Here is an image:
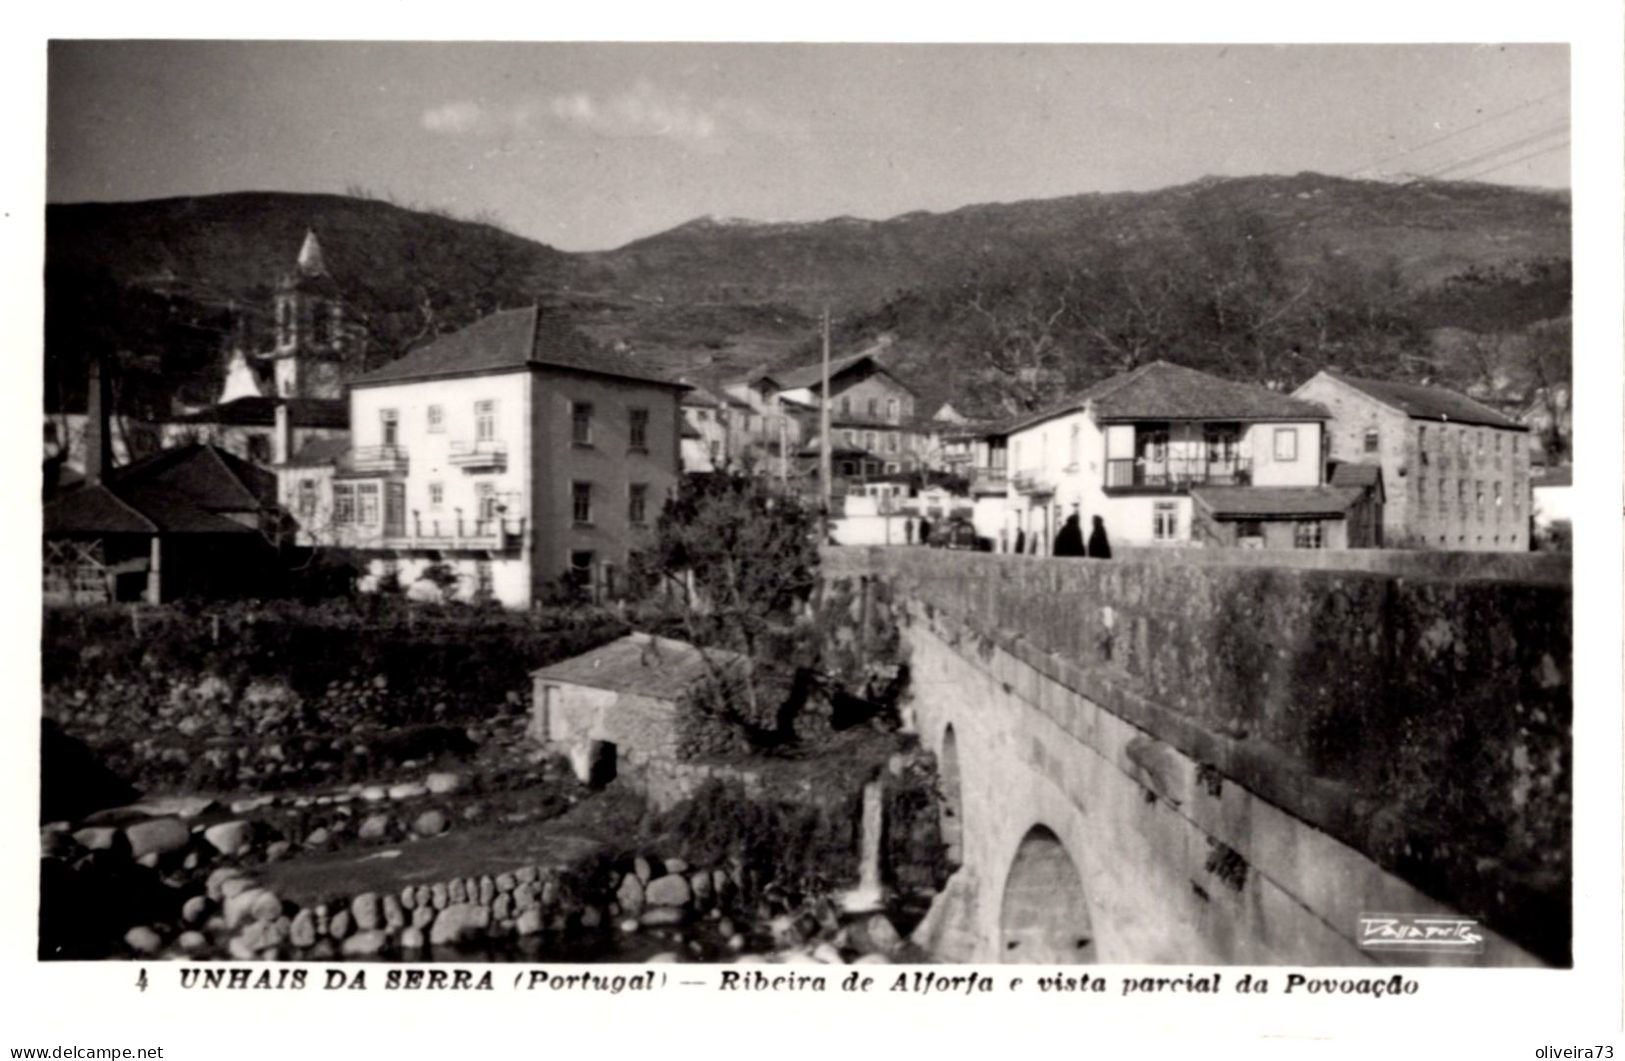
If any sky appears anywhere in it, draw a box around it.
[47,42,1569,252]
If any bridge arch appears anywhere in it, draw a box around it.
[939,725,963,866]
[999,824,1095,963]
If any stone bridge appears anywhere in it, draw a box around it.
[820,546,1571,967]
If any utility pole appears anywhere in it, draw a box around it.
[820,306,833,526]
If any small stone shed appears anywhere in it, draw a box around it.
[530,632,746,784]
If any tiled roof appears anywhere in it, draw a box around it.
[170,396,349,429]
[45,444,272,536]
[1190,485,1366,520]
[282,437,351,468]
[1327,461,1383,488]
[353,306,684,389]
[680,422,704,440]
[1318,371,1526,431]
[530,633,745,701]
[1005,362,1329,434]
[766,350,882,391]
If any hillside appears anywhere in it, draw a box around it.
[45,175,1570,425]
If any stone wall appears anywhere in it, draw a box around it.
[823,546,1571,965]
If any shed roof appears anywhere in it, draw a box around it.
[169,396,349,430]
[1315,371,1526,431]
[1191,485,1366,520]
[44,443,273,536]
[352,306,684,389]
[1327,461,1383,488]
[531,633,746,701]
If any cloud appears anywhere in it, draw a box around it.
[421,101,486,134]
[548,80,718,143]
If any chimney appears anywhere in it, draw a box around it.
[85,356,114,484]
[273,401,291,465]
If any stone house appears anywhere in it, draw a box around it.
[1292,370,1532,551]
[529,632,747,783]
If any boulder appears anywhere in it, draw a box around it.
[633,856,656,884]
[264,841,291,862]
[769,914,806,949]
[515,909,544,936]
[124,926,162,955]
[382,895,406,931]
[204,820,254,857]
[859,914,903,956]
[176,930,209,955]
[430,903,490,946]
[413,811,447,838]
[664,858,690,875]
[72,826,123,853]
[426,772,462,795]
[358,814,391,841]
[218,876,255,901]
[290,909,318,948]
[478,876,496,906]
[639,907,687,928]
[429,883,450,910]
[645,875,692,908]
[342,930,390,958]
[811,942,844,964]
[124,818,189,860]
[688,871,714,908]
[350,892,382,932]
[181,895,211,925]
[328,909,353,941]
[304,827,331,848]
[360,786,387,803]
[491,894,512,922]
[616,874,645,915]
[388,782,427,801]
[224,887,281,930]
[400,926,426,951]
[412,905,435,930]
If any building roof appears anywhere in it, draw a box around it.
[352,306,685,390]
[680,422,704,440]
[1190,485,1366,520]
[1327,461,1383,488]
[169,396,349,430]
[530,632,746,701]
[282,436,351,468]
[44,443,274,536]
[1316,371,1527,431]
[1004,361,1329,435]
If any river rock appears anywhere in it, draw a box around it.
[124,926,162,955]
[645,952,682,963]
[304,827,331,848]
[73,826,123,853]
[426,771,462,795]
[516,909,543,936]
[619,918,639,933]
[224,887,280,929]
[478,876,496,906]
[413,810,447,837]
[769,914,805,949]
[360,786,387,803]
[124,818,189,860]
[265,841,291,862]
[382,894,406,930]
[290,909,318,948]
[616,874,645,914]
[358,814,391,841]
[204,820,254,857]
[495,872,516,893]
[218,875,255,901]
[181,895,211,925]
[343,930,390,958]
[238,917,288,953]
[664,858,689,875]
[812,942,844,964]
[388,781,427,801]
[492,894,512,922]
[633,856,655,884]
[328,909,353,940]
[449,878,467,903]
[639,907,687,928]
[853,952,891,965]
[688,871,713,907]
[430,903,490,946]
[430,882,449,910]
[726,933,746,952]
[412,905,435,930]
[579,905,603,930]
[351,892,382,932]
[515,865,538,884]
[135,852,161,869]
[646,875,692,908]
[400,926,426,951]
[860,914,903,955]
[177,930,209,954]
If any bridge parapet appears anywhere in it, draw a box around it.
[821,546,1571,965]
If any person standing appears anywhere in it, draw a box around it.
[1014,526,1026,556]
[919,516,932,546]
[905,517,915,545]
[1087,515,1113,559]
[1054,512,1086,557]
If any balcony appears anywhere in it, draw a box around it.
[448,438,508,472]
[1104,456,1253,495]
[1010,470,1055,495]
[970,466,1009,494]
[375,515,527,553]
[344,444,409,476]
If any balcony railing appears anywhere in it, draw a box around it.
[448,438,508,471]
[1010,470,1055,495]
[970,466,1009,493]
[345,444,409,475]
[1104,456,1253,493]
[374,515,527,552]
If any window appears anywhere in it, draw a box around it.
[1457,480,1467,504]
[428,482,444,509]
[1153,501,1178,541]
[865,431,877,451]
[334,483,356,524]
[1494,481,1503,507]
[1419,426,1430,466]
[1495,433,1502,453]
[1458,429,1467,453]
[476,481,498,521]
[476,400,497,443]
[427,405,444,433]
[1363,428,1379,454]
[695,409,709,422]
[571,402,592,446]
[1068,424,1081,467]
[297,479,317,518]
[887,398,899,423]
[886,432,899,454]
[1477,430,1485,453]
[1294,520,1325,549]
[248,434,271,463]
[839,397,851,416]
[629,408,649,451]
[380,409,399,446]
[1475,481,1484,508]
[474,560,493,599]
[1438,478,1447,503]
[1273,428,1298,461]
[629,483,648,525]
[357,482,380,525]
[844,429,857,447]
[572,481,593,524]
